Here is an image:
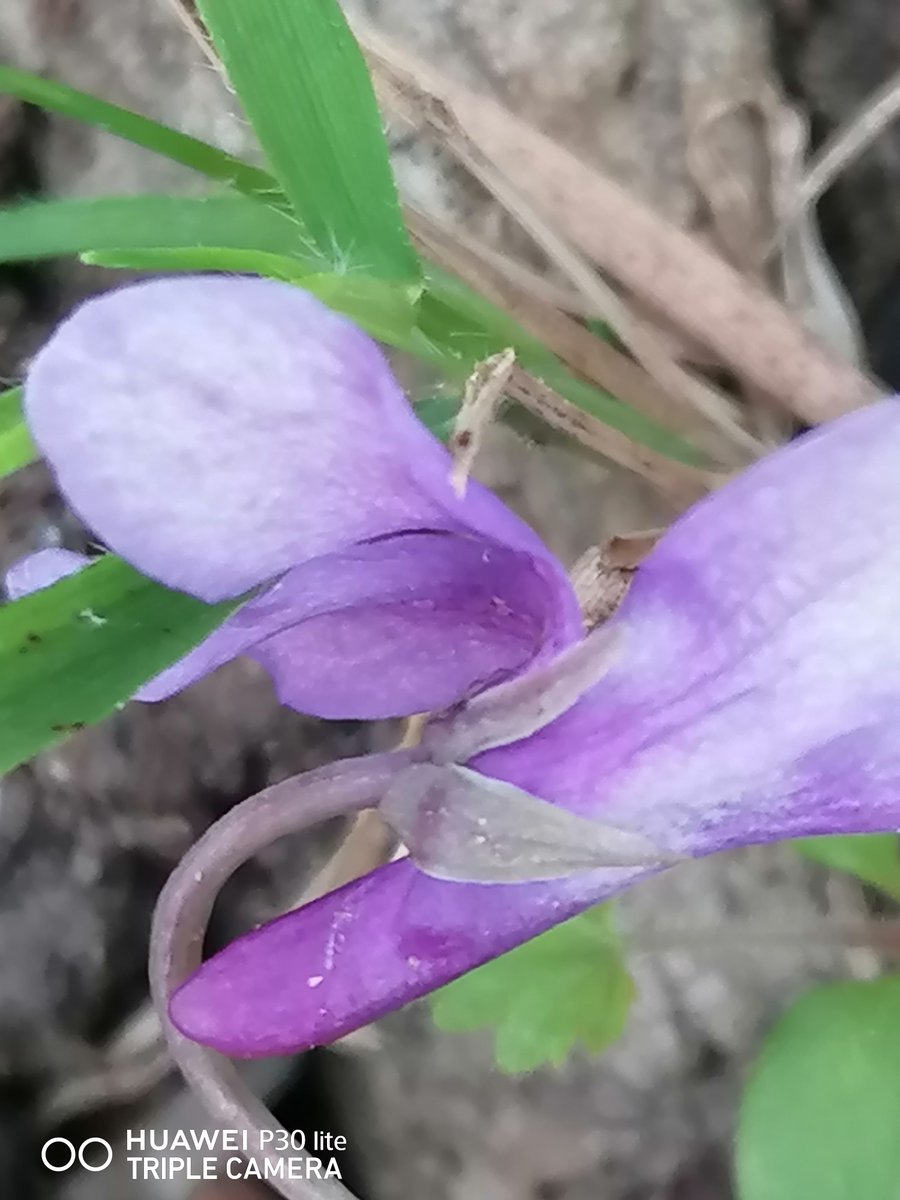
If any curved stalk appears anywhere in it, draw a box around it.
[149,751,414,1200]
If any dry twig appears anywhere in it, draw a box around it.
[449,348,516,495]
[505,366,721,506]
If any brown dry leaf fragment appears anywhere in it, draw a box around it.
[569,530,662,631]
[450,347,516,496]
[407,206,592,316]
[602,529,666,570]
[412,206,758,468]
[685,84,774,280]
[684,74,862,448]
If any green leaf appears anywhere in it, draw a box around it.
[0,193,319,266]
[737,976,900,1200]
[196,0,418,281]
[0,556,234,773]
[0,387,36,479]
[0,66,282,205]
[795,834,900,902]
[430,905,634,1073]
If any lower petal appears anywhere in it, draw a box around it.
[169,856,647,1057]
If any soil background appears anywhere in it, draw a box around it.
[0,1,898,1197]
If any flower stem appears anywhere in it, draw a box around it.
[149,751,414,1200]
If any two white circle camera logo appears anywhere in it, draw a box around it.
[41,1137,114,1173]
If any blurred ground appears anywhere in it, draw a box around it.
[0,0,898,1197]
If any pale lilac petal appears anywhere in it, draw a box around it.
[477,400,900,852]
[171,402,900,1055]
[26,276,565,603]
[4,548,90,599]
[170,857,647,1057]
[26,276,429,601]
[27,275,580,709]
[140,530,577,718]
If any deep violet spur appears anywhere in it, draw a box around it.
[10,274,900,1199]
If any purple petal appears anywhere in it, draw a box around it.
[476,400,900,854]
[26,276,566,603]
[27,276,580,710]
[4,548,90,599]
[142,530,577,718]
[170,856,646,1057]
[171,401,900,1054]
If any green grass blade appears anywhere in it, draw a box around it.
[83,248,420,347]
[0,65,283,205]
[0,556,235,773]
[0,387,36,479]
[196,0,419,281]
[0,193,319,265]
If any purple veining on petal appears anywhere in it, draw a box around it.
[140,530,576,718]
[476,400,900,851]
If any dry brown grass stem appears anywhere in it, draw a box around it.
[357,24,884,427]
[788,66,900,231]
[504,366,722,506]
[409,207,754,465]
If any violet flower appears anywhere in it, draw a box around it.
[10,275,580,719]
[162,394,900,1059]
[13,275,900,1072]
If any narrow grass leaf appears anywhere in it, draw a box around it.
[0,387,36,479]
[0,66,282,204]
[0,194,318,266]
[196,0,418,280]
[0,556,234,774]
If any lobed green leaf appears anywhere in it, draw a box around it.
[431,905,634,1073]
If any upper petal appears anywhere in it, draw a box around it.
[26,276,562,603]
